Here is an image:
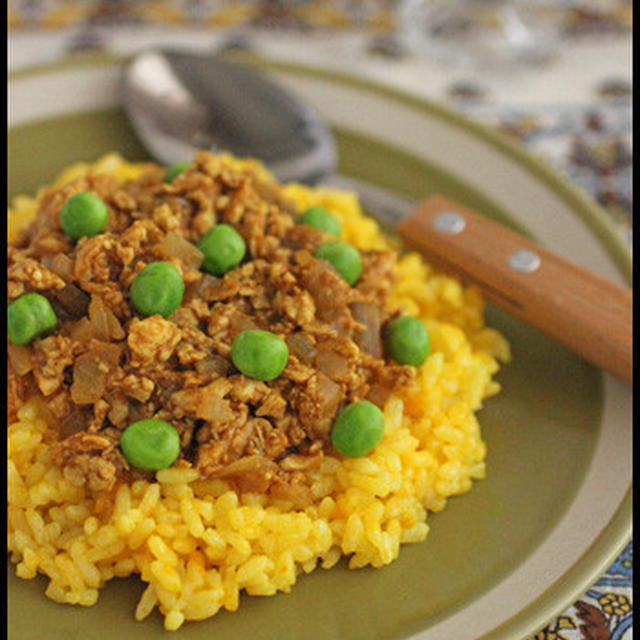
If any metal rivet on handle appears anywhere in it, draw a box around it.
[432,211,466,234]
[508,249,541,273]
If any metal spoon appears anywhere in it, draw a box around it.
[122,50,632,384]
[123,49,336,184]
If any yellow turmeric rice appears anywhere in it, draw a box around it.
[7,153,510,630]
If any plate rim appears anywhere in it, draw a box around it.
[8,55,632,640]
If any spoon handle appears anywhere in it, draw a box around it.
[397,195,633,385]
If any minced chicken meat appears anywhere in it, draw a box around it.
[7,152,415,503]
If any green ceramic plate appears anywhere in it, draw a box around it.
[7,57,632,640]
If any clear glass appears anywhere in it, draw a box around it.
[397,0,561,72]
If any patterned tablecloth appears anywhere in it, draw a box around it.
[7,2,632,638]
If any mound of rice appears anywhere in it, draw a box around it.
[7,154,510,630]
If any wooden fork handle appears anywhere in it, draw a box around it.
[397,195,633,385]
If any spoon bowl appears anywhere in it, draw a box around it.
[123,49,337,184]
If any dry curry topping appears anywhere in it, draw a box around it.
[7,152,422,503]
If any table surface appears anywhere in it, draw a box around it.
[7,4,632,638]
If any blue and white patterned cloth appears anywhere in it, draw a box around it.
[531,542,633,640]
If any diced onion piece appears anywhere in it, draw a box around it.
[213,455,280,492]
[315,348,349,380]
[41,253,74,281]
[7,343,33,375]
[366,383,392,409]
[197,393,233,423]
[171,384,233,423]
[286,332,316,365]
[70,354,106,404]
[68,317,93,341]
[194,274,220,297]
[229,311,258,337]
[159,232,204,269]
[268,478,312,506]
[89,297,125,341]
[314,373,341,418]
[194,355,230,377]
[92,340,124,368]
[350,302,383,358]
[279,453,323,472]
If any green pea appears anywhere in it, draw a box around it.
[59,192,108,239]
[130,262,184,318]
[120,419,181,472]
[384,316,430,366]
[197,224,246,276]
[231,330,289,381]
[314,241,362,286]
[299,206,342,237]
[331,401,385,458]
[7,293,58,345]
[164,161,191,183]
